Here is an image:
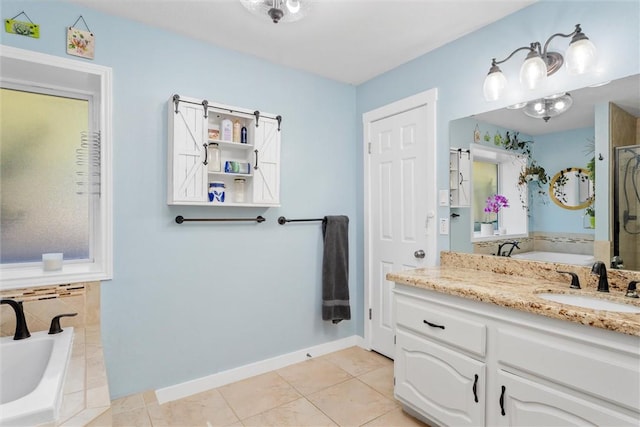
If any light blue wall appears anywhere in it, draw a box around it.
[356,0,640,264]
[3,0,639,400]
[531,127,595,233]
[1,0,358,398]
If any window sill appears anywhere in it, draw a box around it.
[0,263,111,291]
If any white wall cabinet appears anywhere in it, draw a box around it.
[449,148,471,207]
[167,95,281,207]
[393,285,640,427]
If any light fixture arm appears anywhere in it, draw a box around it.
[491,44,536,67]
[540,24,582,59]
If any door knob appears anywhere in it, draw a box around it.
[414,249,425,259]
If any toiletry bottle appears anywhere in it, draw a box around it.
[208,181,225,203]
[241,126,247,144]
[207,143,221,172]
[233,119,241,143]
[234,178,246,203]
[221,119,233,141]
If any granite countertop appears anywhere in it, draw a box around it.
[387,266,640,337]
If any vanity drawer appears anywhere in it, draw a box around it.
[395,294,487,357]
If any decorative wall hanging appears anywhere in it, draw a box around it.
[4,11,39,38]
[473,124,481,143]
[67,15,94,59]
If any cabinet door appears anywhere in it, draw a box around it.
[252,117,280,205]
[495,370,639,427]
[395,329,485,427]
[168,101,207,204]
[457,151,471,206]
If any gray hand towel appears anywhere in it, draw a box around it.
[322,215,351,324]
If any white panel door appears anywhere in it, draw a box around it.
[252,117,280,205]
[368,103,434,358]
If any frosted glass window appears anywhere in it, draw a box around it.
[473,161,498,230]
[1,88,90,264]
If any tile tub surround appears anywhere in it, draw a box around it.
[108,347,429,427]
[0,283,111,426]
[387,252,640,336]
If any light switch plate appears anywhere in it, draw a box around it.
[439,189,449,207]
[439,217,449,235]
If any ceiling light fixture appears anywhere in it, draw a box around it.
[483,24,597,102]
[240,0,310,24]
[516,92,573,122]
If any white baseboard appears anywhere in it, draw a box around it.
[155,334,365,404]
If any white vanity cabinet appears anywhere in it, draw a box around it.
[393,285,640,427]
[167,95,281,207]
[394,293,487,426]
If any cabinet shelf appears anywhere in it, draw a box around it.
[208,171,253,178]
[208,139,254,149]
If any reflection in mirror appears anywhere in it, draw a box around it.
[550,167,593,210]
[449,74,640,271]
[614,145,640,270]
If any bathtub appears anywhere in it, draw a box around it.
[511,251,595,266]
[0,327,74,426]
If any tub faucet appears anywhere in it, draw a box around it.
[590,261,609,293]
[626,281,638,298]
[497,241,520,257]
[0,299,31,340]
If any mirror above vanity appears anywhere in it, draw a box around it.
[450,74,640,271]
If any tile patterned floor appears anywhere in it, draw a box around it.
[109,346,429,427]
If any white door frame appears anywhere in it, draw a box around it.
[362,88,438,351]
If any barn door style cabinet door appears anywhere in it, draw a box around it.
[167,95,281,207]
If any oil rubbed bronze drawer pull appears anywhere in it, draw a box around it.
[423,320,445,329]
[473,374,479,403]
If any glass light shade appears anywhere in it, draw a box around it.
[286,0,300,13]
[565,38,597,75]
[240,0,310,23]
[483,69,507,101]
[523,93,573,121]
[519,54,548,90]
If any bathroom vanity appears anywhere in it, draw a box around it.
[388,253,640,427]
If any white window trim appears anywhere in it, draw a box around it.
[0,45,113,290]
[471,145,528,243]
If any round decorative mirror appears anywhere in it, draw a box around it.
[549,167,593,210]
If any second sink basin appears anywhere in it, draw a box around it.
[539,293,640,313]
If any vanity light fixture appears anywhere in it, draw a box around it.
[483,24,597,101]
[240,0,309,23]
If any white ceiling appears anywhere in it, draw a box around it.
[70,0,535,85]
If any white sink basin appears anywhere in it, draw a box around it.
[539,293,640,313]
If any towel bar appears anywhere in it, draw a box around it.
[277,216,324,225]
[175,215,265,224]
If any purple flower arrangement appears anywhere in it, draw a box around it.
[484,194,509,222]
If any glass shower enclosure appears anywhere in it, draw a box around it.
[614,145,640,271]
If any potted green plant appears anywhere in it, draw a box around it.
[585,197,595,228]
[518,161,549,186]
